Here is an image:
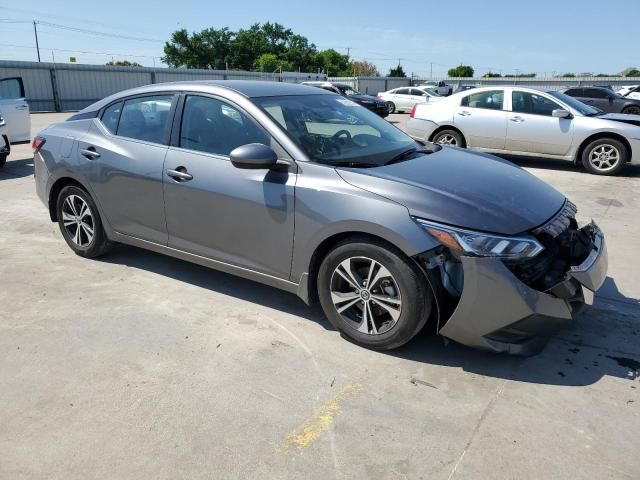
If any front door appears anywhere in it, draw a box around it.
[163,94,295,279]
[506,90,574,156]
[454,90,507,149]
[0,77,30,142]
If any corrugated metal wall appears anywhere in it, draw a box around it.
[0,60,327,112]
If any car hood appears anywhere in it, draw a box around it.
[597,113,640,127]
[337,148,566,235]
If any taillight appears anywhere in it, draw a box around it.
[32,136,46,153]
[410,104,417,118]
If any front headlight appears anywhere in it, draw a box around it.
[416,219,544,259]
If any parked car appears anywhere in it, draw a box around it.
[618,85,640,100]
[377,87,441,114]
[420,81,453,96]
[0,76,31,168]
[405,86,640,175]
[34,81,607,355]
[301,81,388,118]
[560,86,640,115]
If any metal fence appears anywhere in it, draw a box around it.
[329,76,639,96]
[1,58,637,112]
[0,60,328,112]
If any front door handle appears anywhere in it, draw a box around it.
[457,110,471,116]
[166,167,193,182]
[509,116,525,122]
[80,147,101,159]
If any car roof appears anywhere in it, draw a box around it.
[80,80,332,113]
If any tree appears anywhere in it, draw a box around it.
[388,65,406,77]
[254,53,292,72]
[561,72,576,78]
[448,64,474,77]
[314,49,351,76]
[626,69,640,77]
[106,60,142,67]
[483,72,501,78]
[351,60,379,77]
[162,27,233,69]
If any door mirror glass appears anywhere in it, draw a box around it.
[552,109,571,118]
[230,143,278,169]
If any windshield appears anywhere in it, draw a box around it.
[337,85,361,96]
[548,91,601,116]
[253,94,419,166]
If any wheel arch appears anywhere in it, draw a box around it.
[48,177,88,222]
[575,132,632,165]
[428,124,467,147]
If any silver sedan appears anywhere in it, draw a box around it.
[405,86,640,175]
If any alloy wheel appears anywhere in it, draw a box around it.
[61,194,95,247]
[588,144,620,173]
[329,256,402,335]
[436,134,457,146]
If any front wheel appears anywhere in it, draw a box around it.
[432,129,464,147]
[581,138,628,175]
[317,239,433,350]
[56,185,113,258]
[622,106,640,115]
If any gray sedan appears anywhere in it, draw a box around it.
[406,86,640,175]
[33,81,607,354]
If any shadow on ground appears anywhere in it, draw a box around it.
[505,155,640,177]
[102,245,640,389]
[0,156,34,180]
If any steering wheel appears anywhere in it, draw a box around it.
[332,129,352,143]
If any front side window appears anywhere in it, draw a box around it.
[511,91,561,116]
[410,89,427,96]
[253,94,417,166]
[117,95,173,144]
[180,95,268,156]
[100,101,122,134]
[461,90,504,110]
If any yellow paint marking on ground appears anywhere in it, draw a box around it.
[277,383,364,454]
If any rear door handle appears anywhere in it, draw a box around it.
[509,116,525,122]
[457,110,471,116]
[80,147,101,159]
[166,167,193,182]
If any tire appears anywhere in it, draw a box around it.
[581,138,628,175]
[317,238,433,350]
[0,154,6,169]
[387,101,396,114]
[432,129,464,147]
[56,185,113,258]
[622,106,640,115]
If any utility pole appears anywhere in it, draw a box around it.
[430,62,433,79]
[346,47,351,59]
[33,20,41,62]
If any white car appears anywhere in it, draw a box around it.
[377,87,442,114]
[618,85,640,100]
[405,86,640,175]
[0,77,31,167]
[420,81,453,96]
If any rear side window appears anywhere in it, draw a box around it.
[180,95,268,157]
[395,88,411,95]
[461,90,504,110]
[100,102,122,134]
[117,95,173,144]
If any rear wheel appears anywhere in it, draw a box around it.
[387,101,396,114]
[622,106,640,115]
[317,239,433,350]
[56,185,113,258]
[0,154,6,169]
[432,129,464,147]
[581,138,628,175]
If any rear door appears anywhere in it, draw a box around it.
[506,90,573,155]
[0,77,30,142]
[80,94,176,244]
[454,90,507,149]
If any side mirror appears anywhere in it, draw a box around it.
[230,143,278,169]
[552,109,572,119]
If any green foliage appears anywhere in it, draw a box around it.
[106,60,142,67]
[504,73,536,78]
[561,72,576,78]
[626,69,640,77]
[351,60,379,77]
[388,65,406,77]
[483,72,501,78]
[162,22,350,74]
[447,65,474,77]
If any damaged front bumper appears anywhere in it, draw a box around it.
[437,223,607,355]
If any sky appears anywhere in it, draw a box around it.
[0,0,638,77]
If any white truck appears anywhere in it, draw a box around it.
[0,77,31,168]
[419,81,453,96]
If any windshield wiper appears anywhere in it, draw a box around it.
[330,161,378,168]
[384,148,419,166]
